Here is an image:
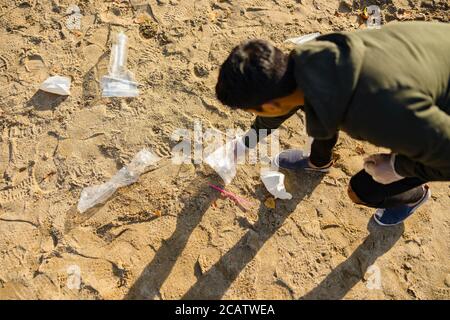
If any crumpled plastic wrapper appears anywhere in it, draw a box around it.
[260,169,292,200]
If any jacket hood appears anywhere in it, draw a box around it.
[292,32,366,139]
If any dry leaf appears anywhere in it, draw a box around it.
[154,210,162,217]
[264,197,276,209]
[71,30,83,37]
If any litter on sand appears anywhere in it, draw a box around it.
[208,183,253,210]
[39,75,71,95]
[284,32,321,45]
[260,169,292,200]
[101,31,139,97]
[154,209,162,217]
[264,196,276,209]
[204,138,245,185]
[77,148,160,213]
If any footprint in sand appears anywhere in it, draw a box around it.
[0,124,40,204]
[34,133,59,192]
[0,54,8,72]
[24,54,48,82]
[0,174,34,206]
[0,123,59,205]
[0,54,10,85]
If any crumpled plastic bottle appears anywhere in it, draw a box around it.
[77,149,160,213]
[260,169,292,200]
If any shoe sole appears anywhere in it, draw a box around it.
[373,186,431,227]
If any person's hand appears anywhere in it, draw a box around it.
[363,153,403,184]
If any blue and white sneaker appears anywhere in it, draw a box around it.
[273,149,333,173]
[373,185,431,226]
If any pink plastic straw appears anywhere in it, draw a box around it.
[208,183,252,209]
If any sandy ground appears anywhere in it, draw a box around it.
[0,0,449,300]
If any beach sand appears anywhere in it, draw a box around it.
[0,0,449,299]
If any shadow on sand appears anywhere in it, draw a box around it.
[125,169,324,299]
[300,220,404,299]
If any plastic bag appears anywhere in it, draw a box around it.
[77,149,160,213]
[260,169,292,200]
[39,76,71,95]
[285,32,320,45]
[101,32,139,97]
[205,138,245,185]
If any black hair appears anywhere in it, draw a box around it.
[215,39,297,110]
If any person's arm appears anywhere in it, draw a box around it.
[364,89,450,182]
[394,154,449,181]
[393,104,450,181]
[242,106,302,148]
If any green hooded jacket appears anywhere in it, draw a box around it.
[246,21,450,181]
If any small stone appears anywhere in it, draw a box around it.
[445,274,450,287]
[193,63,209,78]
[110,6,121,16]
[139,21,158,39]
[406,242,421,258]
[403,262,413,270]
[416,13,426,20]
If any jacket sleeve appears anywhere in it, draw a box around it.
[242,106,302,148]
[394,154,450,181]
[364,89,450,181]
[393,102,450,181]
